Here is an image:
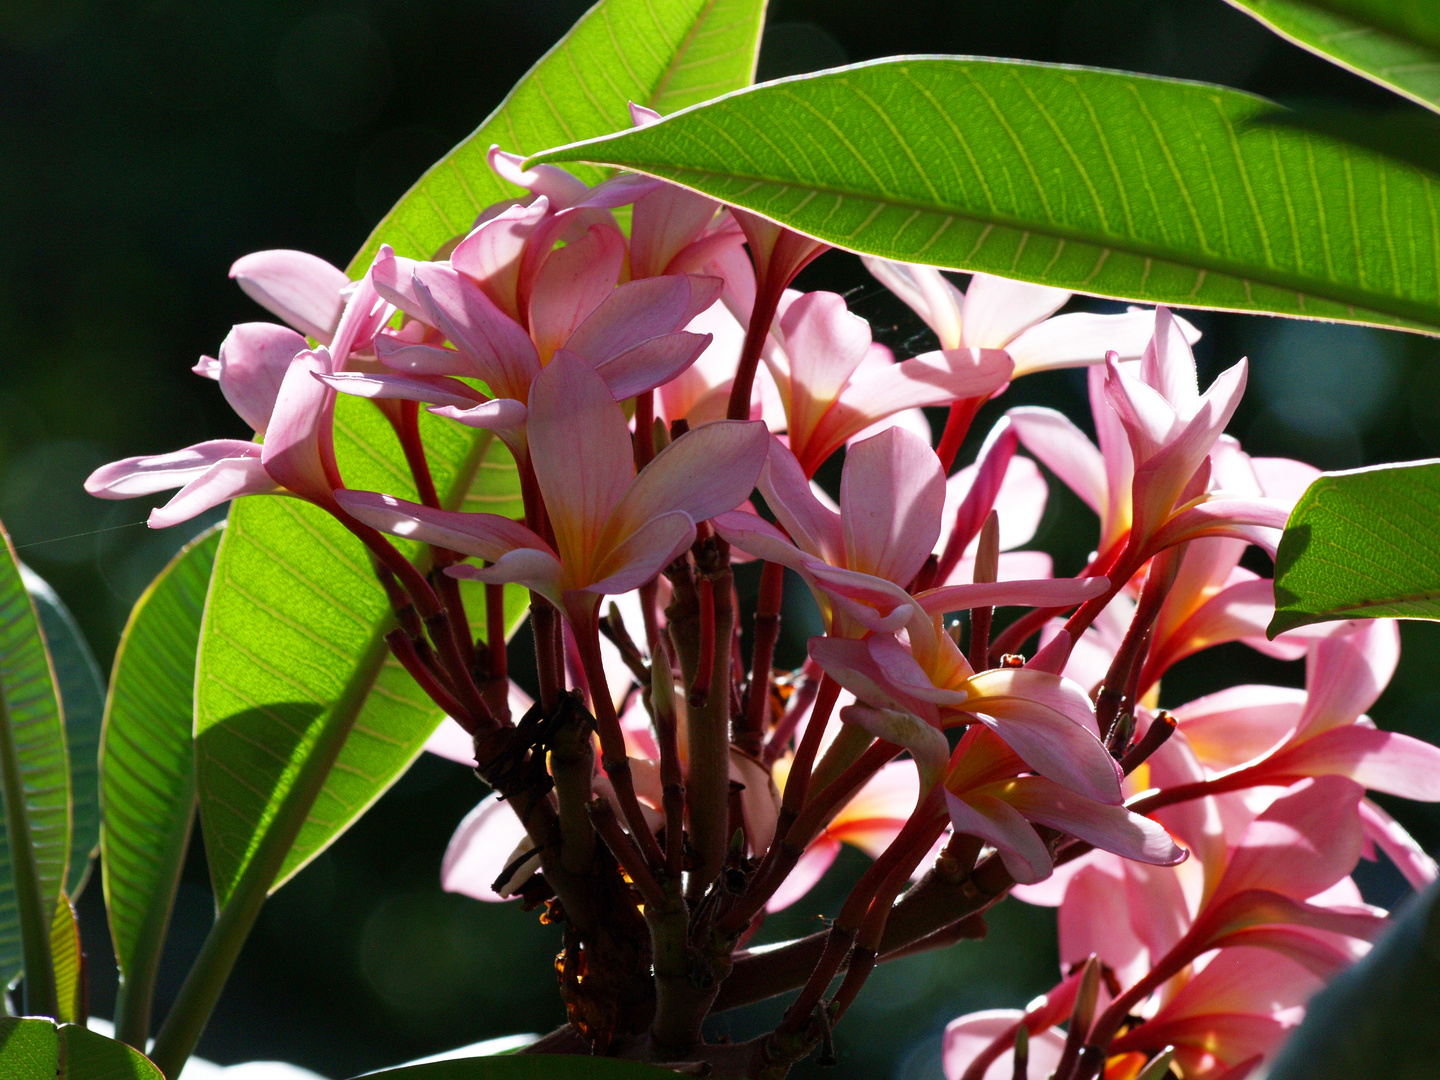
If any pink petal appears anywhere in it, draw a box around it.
[230,249,349,344]
[527,352,635,570]
[711,510,809,572]
[1007,407,1107,517]
[1170,684,1306,771]
[488,147,590,207]
[941,424,1048,556]
[429,399,529,432]
[1259,724,1440,800]
[1215,775,1365,904]
[808,636,957,721]
[410,263,541,400]
[829,762,922,852]
[805,561,922,635]
[590,332,712,400]
[1146,577,1278,683]
[149,454,279,528]
[964,669,1121,803]
[917,575,1109,617]
[1357,797,1438,890]
[730,749,781,853]
[765,837,841,912]
[588,511,696,595]
[1146,497,1289,555]
[1004,308,1199,377]
[779,291,874,448]
[1251,456,1322,508]
[424,716,477,765]
[997,775,1185,866]
[450,198,550,321]
[376,335,468,377]
[960,273,1069,349]
[629,183,722,279]
[449,549,568,610]
[946,790,1053,884]
[527,223,625,361]
[756,437,844,563]
[1295,620,1400,740]
[334,489,552,561]
[565,274,722,363]
[1059,859,1149,987]
[829,346,1013,425]
[611,418,769,536]
[862,259,966,350]
[839,426,945,585]
[442,793,533,902]
[1113,1012,1288,1071]
[1140,306,1201,414]
[841,704,951,790]
[86,440,261,498]
[318,371,485,409]
[214,323,308,434]
[942,1011,1068,1080]
[260,350,342,509]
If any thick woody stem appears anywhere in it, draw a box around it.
[550,697,598,877]
[740,561,785,755]
[588,797,666,911]
[690,575,716,709]
[652,660,687,881]
[684,538,736,901]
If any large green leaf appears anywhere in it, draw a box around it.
[21,568,103,899]
[1224,0,1440,114]
[348,0,768,271]
[100,525,220,1043]
[1267,881,1440,1078]
[356,1056,694,1080]
[1269,460,1440,634]
[0,522,69,992]
[533,57,1440,334]
[49,892,82,1025]
[0,1018,162,1080]
[197,0,771,909]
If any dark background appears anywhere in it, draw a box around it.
[3,0,1438,1077]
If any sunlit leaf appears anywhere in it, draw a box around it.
[1224,0,1440,113]
[0,1018,162,1080]
[533,57,1440,334]
[0,521,69,995]
[22,567,103,899]
[100,525,220,1041]
[1270,460,1440,634]
[49,892,83,1025]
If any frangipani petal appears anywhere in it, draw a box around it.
[86,440,262,498]
[839,426,945,585]
[260,350,342,509]
[960,272,1069,349]
[588,511,696,596]
[528,223,626,361]
[215,323,309,434]
[1357,798,1438,890]
[946,789,1054,884]
[994,775,1185,866]
[1004,308,1199,377]
[149,454,280,528]
[590,332,713,400]
[442,792,533,902]
[1296,620,1400,741]
[1008,407,1107,517]
[565,274,722,363]
[766,837,842,912]
[841,704,951,790]
[449,548,567,610]
[230,249,349,344]
[334,489,552,563]
[942,1010,1069,1080]
[318,371,486,409]
[612,418,769,539]
[756,437,844,563]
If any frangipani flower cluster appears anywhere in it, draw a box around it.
[84,141,1439,1080]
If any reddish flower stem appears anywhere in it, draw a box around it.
[690,575,716,709]
[395,400,441,509]
[740,561,786,755]
[385,629,472,730]
[727,281,785,422]
[763,660,822,765]
[936,395,986,473]
[634,390,656,470]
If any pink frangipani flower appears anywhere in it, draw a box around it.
[335,351,768,627]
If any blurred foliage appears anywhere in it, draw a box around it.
[3,0,1440,1077]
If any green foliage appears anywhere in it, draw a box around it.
[0,521,68,1000]
[1224,0,1440,113]
[1267,881,1440,1078]
[0,1017,162,1080]
[49,893,83,1025]
[356,1056,699,1080]
[22,567,104,899]
[534,57,1440,334]
[348,0,768,272]
[100,526,220,1041]
[1270,460,1440,634]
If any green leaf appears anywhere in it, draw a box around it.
[533,57,1440,334]
[0,1018,162,1080]
[100,525,220,1046]
[355,1056,696,1080]
[21,568,103,899]
[348,0,768,272]
[1223,0,1440,114]
[1267,881,1440,1079]
[1269,460,1440,634]
[49,892,82,1025]
[0,520,69,1006]
[198,0,771,907]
